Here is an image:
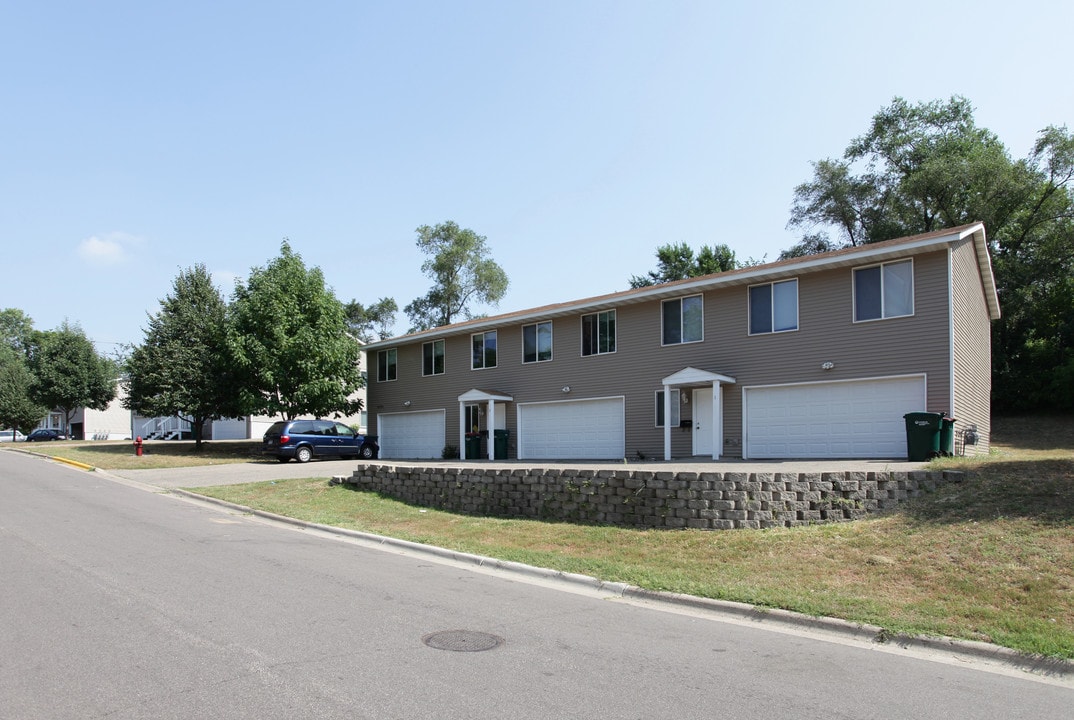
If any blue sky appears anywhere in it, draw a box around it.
[2,1,1070,353]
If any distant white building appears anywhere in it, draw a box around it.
[38,382,133,440]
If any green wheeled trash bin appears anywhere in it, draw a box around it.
[465,433,482,459]
[903,412,942,461]
[939,415,956,457]
[493,429,509,460]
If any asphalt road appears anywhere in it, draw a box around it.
[2,451,1071,719]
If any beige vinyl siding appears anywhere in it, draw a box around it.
[370,249,959,460]
[949,238,992,454]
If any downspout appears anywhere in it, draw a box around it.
[947,247,956,418]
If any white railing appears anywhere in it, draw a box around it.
[138,416,191,439]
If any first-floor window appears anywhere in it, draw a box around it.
[581,310,616,356]
[465,405,480,434]
[749,279,798,334]
[472,330,497,369]
[422,339,445,375]
[854,259,914,321]
[377,348,397,382]
[522,321,553,363]
[656,389,681,427]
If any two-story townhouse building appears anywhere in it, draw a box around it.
[363,223,999,462]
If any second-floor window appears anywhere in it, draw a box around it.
[749,279,798,334]
[377,348,397,382]
[662,295,703,345]
[854,259,913,322]
[522,321,553,363]
[581,310,616,356]
[472,331,497,369]
[422,339,445,376]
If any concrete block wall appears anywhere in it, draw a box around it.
[341,465,964,529]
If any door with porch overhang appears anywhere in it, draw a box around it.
[458,389,513,460]
[662,367,735,461]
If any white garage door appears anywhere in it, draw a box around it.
[378,410,445,459]
[211,418,248,440]
[518,397,625,460]
[744,376,926,459]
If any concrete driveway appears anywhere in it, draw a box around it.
[106,456,929,489]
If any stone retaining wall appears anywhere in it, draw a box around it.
[341,464,964,529]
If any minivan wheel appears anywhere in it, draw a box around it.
[296,446,313,463]
[360,444,375,460]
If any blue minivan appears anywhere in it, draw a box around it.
[262,419,379,463]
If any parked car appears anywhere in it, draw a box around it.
[0,429,27,442]
[26,428,69,442]
[262,419,378,463]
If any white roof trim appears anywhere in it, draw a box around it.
[458,388,514,402]
[662,367,736,386]
[364,223,997,349]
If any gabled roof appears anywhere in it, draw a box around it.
[458,388,514,402]
[364,222,999,350]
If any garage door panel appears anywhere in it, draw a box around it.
[519,398,624,460]
[379,410,445,459]
[746,377,925,459]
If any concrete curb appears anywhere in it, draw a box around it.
[171,486,1073,683]
[50,456,96,471]
[3,448,97,472]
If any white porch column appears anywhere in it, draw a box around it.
[663,383,673,461]
[487,400,497,460]
[711,381,722,460]
[458,401,467,459]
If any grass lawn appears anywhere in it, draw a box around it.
[34,439,267,470]
[36,417,1074,658]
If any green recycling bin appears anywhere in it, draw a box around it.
[939,415,956,456]
[903,412,942,461]
[465,433,482,459]
[493,429,509,460]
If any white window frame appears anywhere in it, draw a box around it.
[377,348,397,382]
[522,321,553,364]
[471,330,498,370]
[581,310,616,356]
[661,295,704,346]
[422,339,445,376]
[655,389,681,428]
[853,259,914,322]
[748,279,799,335]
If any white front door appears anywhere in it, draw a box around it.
[693,388,713,456]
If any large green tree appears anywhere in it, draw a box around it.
[404,221,509,331]
[0,308,36,354]
[229,242,363,420]
[785,96,1074,412]
[629,242,743,288]
[27,321,117,436]
[344,297,398,344]
[0,344,48,434]
[124,265,242,449]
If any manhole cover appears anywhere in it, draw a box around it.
[422,630,504,652]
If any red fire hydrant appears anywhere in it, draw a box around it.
[134,436,143,457]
